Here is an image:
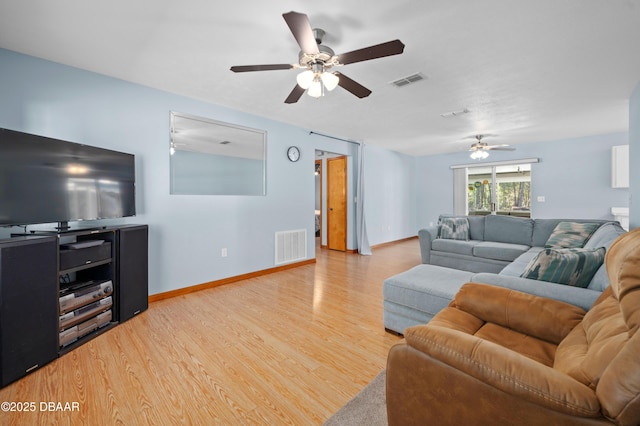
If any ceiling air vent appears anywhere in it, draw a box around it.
[440,108,471,118]
[390,72,426,88]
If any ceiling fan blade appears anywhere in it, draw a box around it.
[335,72,372,98]
[465,133,499,140]
[282,11,319,55]
[336,40,405,65]
[284,84,305,104]
[230,64,294,72]
[486,146,515,151]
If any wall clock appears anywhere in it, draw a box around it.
[287,146,300,162]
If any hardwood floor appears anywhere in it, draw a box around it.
[0,238,420,425]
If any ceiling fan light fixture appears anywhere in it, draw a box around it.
[470,150,489,160]
[308,79,323,98]
[321,72,339,91]
[296,70,315,89]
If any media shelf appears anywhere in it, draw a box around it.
[55,229,118,354]
[0,224,148,387]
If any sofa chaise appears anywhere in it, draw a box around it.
[383,215,625,334]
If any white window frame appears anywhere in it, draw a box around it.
[451,158,539,216]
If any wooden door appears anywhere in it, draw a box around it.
[327,156,347,251]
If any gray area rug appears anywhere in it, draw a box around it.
[323,370,387,426]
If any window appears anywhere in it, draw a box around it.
[467,164,531,217]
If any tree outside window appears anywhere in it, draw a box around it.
[467,164,531,217]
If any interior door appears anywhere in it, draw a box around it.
[327,156,347,251]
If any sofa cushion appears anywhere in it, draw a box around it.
[472,242,530,262]
[432,239,480,256]
[532,219,566,247]
[484,215,534,246]
[553,289,626,388]
[383,265,475,326]
[545,222,600,248]
[499,247,544,277]
[531,219,598,247]
[583,222,625,250]
[584,222,626,291]
[467,216,485,241]
[439,215,485,241]
[520,247,606,288]
[439,217,469,240]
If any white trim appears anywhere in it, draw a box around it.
[450,157,540,169]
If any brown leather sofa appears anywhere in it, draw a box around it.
[386,228,640,425]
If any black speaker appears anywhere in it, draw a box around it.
[116,225,148,322]
[0,236,58,387]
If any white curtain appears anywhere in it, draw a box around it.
[453,167,467,215]
[356,143,371,255]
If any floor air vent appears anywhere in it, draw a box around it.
[275,229,307,265]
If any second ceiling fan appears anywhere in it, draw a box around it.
[468,135,515,159]
[230,11,405,103]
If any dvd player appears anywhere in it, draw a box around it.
[59,280,113,314]
[59,310,112,347]
[59,296,112,331]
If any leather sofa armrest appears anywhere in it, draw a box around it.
[418,226,438,264]
[452,283,586,344]
[402,325,601,417]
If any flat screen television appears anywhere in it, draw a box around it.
[0,128,136,230]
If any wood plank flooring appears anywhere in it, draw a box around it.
[0,238,421,425]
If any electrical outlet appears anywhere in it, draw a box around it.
[221,248,228,257]
[537,196,546,202]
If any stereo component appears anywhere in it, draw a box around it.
[59,242,111,271]
[59,310,112,347]
[59,296,112,331]
[59,280,113,314]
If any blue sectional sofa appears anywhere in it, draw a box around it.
[383,215,625,334]
[418,214,615,273]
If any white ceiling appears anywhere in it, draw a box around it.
[1,0,639,156]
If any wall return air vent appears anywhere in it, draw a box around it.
[275,229,307,265]
[390,72,426,88]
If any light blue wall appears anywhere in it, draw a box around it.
[415,154,454,228]
[416,132,630,229]
[0,48,323,295]
[630,81,640,229]
[363,144,417,245]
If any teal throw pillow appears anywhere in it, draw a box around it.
[545,222,600,248]
[520,247,606,288]
[439,217,470,241]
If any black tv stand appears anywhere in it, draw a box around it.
[0,224,148,387]
[56,221,70,232]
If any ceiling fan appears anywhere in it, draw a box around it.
[230,11,405,103]
[468,135,514,159]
